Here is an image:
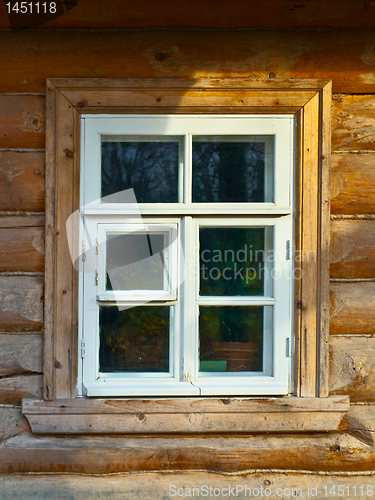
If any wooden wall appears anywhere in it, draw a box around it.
[1,28,375,476]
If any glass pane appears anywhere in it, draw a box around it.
[200,227,266,296]
[199,306,264,373]
[192,136,272,203]
[99,306,170,373]
[106,232,167,291]
[101,137,180,203]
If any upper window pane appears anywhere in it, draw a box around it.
[192,136,273,203]
[101,136,181,203]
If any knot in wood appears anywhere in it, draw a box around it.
[137,413,146,421]
[155,53,167,61]
[54,360,62,369]
[64,149,74,159]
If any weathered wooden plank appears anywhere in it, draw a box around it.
[330,220,375,279]
[330,336,375,402]
[331,153,375,214]
[0,334,43,376]
[23,411,346,434]
[1,30,375,93]
[0,151,45,212]
[22,396,349,414]
[53,93,77,399]
[0,96,45,149]
[0,227,44,272]
[0,215,45,228]
[330,283,375,335]
[0,375,42,404]
[61,89,316,109]
[0,432,373,473]
[0,277,44,332]
[332,95,375,152]
[1,471,375,500]
[3,0,375,29]
[299,94,319,397]
[0,407,30,443]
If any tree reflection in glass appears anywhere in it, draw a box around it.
[192,137,270,203]
[99,306,170,373]
[101,138,180,203]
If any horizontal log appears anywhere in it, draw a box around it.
[1,30,375,93]
[1,471,375,499]
[330,282,375,335]
[330,336,375,402]
[330,220,375,279]
[0,334,42,376]
[0,215,45,228]
[0,226,44,272]
[0,407,30,443]
[0,96,45,149]
[0,432,373,473]
[346,404,375,446]
[2,0,375,29]
[0,276,44,332]
[0,375,42,404]
[332,95,375,151]
[0,151,45,212]
[331,153,375,214]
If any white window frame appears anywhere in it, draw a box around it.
[79,114,294,397]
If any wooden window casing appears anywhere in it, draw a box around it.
[22,78,349,434]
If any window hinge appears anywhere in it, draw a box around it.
[286,240,292,260]
[82,240,86,262]
[286,338,291,357]
[96,238,98,255]
[95,271,98,286]
[81,339,86,359]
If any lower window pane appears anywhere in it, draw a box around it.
[99,306,170,373]
[199,306,264,373]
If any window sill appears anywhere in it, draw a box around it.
[22,396,349,434]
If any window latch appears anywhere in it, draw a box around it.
[81,339,86,359]
[286,338,291,357]
[286,240,292,260]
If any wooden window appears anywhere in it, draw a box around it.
[22,79,349,434]
[81,114,293,396]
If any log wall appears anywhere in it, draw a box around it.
[1,27,375,481]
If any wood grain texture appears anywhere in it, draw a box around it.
[0,432,373,473]
[346,405,375,446]
[0,334,43,376]
[22,396,348,435]
[332,95,375,151]
[0,215,45,228]
[0,277,44,332]
[0,375,42,404]
[25,412,346,435]
[0,30,375,93]
[0,226,44,272]
[0,407,30,443]
[1,472,375,500]
[330,220,375,279]
[330,336,375,402]
[23,396,349,414]
[330,283,375,335]
[3,0,375,29]
[0,151,45,212]
[0,96,45,149]
[330,153,375,215]
[298,94,320,397]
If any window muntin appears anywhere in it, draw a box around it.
[81,114,294,397]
